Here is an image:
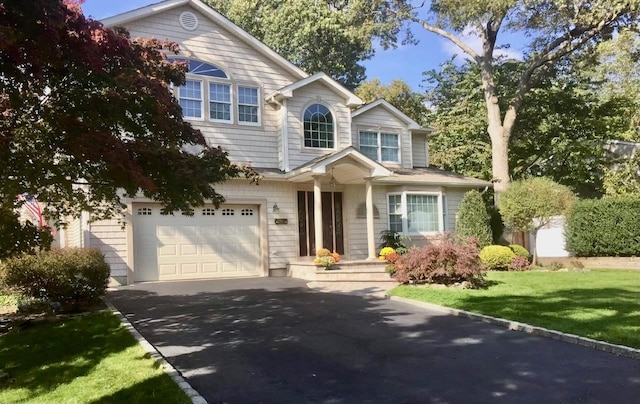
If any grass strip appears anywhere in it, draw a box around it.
[0,310,191,404]
[388,270,640,348]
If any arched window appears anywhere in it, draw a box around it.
[303,104,334,148]
[168,58,228,78]
[167,58,260,125]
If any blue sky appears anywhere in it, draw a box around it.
[82,0,522,91]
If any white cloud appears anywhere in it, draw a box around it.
[441,26,522,61]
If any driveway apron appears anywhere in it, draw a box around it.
[108,278,640,404]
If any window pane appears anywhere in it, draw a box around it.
[238,105,258,123]
[407,194,438,232]
[361,146,378,161]
[381,147,399,162]
[210,103,231,120]
[178,80,202,118]
[238,87,258,105]
[209,83,230,102]
[209,83,231,121]
[381,133,399,162]
[179,80,201,99]
[180,99,202,118]
[303,104,334,148]
[388,195,403,233]
[359,131,378,147]
[381,133,398,147]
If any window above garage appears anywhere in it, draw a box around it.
[169,58,261,126]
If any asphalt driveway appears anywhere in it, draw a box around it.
[108,278,640,404]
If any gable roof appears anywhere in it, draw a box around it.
[286,147,392,183]
[100,0,308,80]
[266,72,363,108]
[352,99,434,132]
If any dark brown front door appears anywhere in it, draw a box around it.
[298,191,344,256]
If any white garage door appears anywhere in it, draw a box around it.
[133,204,261,281]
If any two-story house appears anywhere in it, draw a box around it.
[63,0,490,285]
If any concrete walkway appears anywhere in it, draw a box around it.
[109,278,640,403]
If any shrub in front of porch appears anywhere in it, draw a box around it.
[392,236,485,287]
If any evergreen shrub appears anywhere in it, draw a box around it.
[1,248,110,307]
[455,190,492,247]
[479,245,516,270]
[565,196,640,257]
[509,244,531,262]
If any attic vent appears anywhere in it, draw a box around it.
[179,11,199,31]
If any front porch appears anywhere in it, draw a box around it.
[287,259,396,283]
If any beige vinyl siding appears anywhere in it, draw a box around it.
[285,82,353,169]
[89,219,128,279]
[445,187,468,233]
[64,217,83,248]
[351,107,412,169]
[124,6,301,168]
[411,133,428,168]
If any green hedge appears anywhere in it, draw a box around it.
[565,196,640,257]
[0,248,110,306]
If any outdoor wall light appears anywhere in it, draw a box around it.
[272,203,280,213]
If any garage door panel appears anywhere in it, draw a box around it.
[222,262,239,273]
[202,263,219,273]
[158,226,176,237]
[134,204,260,281]
[181,263,198,275]
[159,245,177,256]
[180,244,198,256]
[159,263,178,276]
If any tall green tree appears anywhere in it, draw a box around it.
[0,0,257,245]
[394,0,639,196]
[355,78,428,125]
[203,0,409,89]
[425,59,632,197]
[603,152,640,196]
[577,29,640,141]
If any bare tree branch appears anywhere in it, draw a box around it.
[414,18,482,62]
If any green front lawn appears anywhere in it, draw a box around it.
[0,311,191,404]
[389,270,640,348]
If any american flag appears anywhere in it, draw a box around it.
[17,193,45,228]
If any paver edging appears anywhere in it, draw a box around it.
[386,295,640,360]
[104,299,209,404]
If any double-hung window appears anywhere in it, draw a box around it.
[178,80,203,119]
[359,130,399,163]
[209,83,232,122]
[387,192,443,234]
[238,86,259,124]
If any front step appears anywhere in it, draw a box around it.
[288,260,396,283]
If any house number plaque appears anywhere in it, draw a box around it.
[274,218,288,225]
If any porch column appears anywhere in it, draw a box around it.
[313,175,323,253]
[365,177,377,260]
